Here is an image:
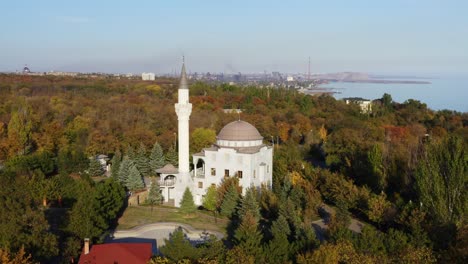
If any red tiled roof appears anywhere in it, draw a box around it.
[78,243,152,264]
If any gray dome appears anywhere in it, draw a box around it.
[217,120,263,141]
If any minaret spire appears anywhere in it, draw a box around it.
[179,56,188,89]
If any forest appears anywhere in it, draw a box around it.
[0,73,466,263]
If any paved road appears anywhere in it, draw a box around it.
[106,204,364,253]
[312,204,365,241]
[107,222,224,254]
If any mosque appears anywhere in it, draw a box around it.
[157,62,273,207]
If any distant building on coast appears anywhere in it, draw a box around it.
[343,97,372,113]
[142,72,155,81]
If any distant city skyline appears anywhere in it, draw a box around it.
[1,0,467,76]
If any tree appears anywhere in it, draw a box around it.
[110,150,122,179]
[180,188,196,215]
[238,187,260,221]
[67,181,105,240]
[126,163,144,191]
[220,184,240,217]
[415,136,467,224]
[7,105,33,156]
[367,144,386,192]
[234,211,263,262]
[160,227,199,262]
[165,145,178,167]
[149,142,165,173]
[94,178,126,225]
[117,156,133,185]
[353,225,385,256]
[0,176,58,261]
[297,240,378,264]
[0,246,33,264]
[190,128,216,153]
[382,93,393,110]
[87,158,104,177]
[265,214,291,264]
[366,192,391,226]
[134,143,151,177]
[203,185,217,213]
[56,148,89,175]
[147,178,163,209]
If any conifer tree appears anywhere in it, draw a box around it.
[126,163,144,191]
[234,211,263,261]
[238,187,260,221]
[147,178,163,208]
[149,142,165,172]
[220,184,240,217]
[180,187,196,215]
[165,145,178,167]
[160,227,199,261]
[266,214,291,264]
[135,143,151,177]
[110,150,122,179]
[126,145,136,160]
[87,158,104,177]
[117,156,132,186]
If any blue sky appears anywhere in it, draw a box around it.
[1,0,467,75]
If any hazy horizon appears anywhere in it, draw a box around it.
[1,0,467,75]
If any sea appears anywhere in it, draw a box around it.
[318,75,468,113]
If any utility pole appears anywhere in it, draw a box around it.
[308,56,311,81]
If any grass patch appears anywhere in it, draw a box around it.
[116,206,228,233]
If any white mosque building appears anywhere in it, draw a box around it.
[157,62,273,207]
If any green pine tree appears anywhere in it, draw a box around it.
[87,158,104,177]
[117,156,132,185]
[238,187,260,221]
[265,214,291,264]
[180,187,196,215]
[110,150,122,179]
[147,178,163,208]
[220,184,240,217]
[135,143,151,177]
[126,163,144,191]
[234,211,263,262]
[94,178,126,223]
[126,145,136,160]
[160,227,200,261]
[165,145,178,167]
[149,142,165,173]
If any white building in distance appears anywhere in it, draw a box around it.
[142,72,155,81]
[344,97,373,114]
[157,62,273,207]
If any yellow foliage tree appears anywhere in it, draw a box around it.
[319,124,328,142]
[0,246,34,264]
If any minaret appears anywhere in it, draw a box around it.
[174,59,192,206]
[175,59,192,174]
